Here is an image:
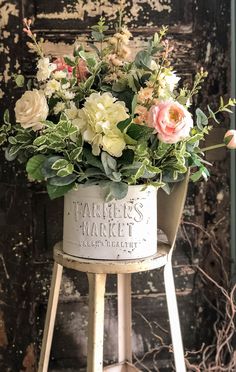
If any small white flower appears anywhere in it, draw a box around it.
[37,58,57,81]
[44,79,61,97]
[63,91,75,100]
[61,82,70,90]
[150,60,158,71]
[165,71,180,92]
[54,102,66,115]
[65,102,79,120]
[53,70,67,80]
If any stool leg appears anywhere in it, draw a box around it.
[163,262,186,372]
[38,262,63,372]
[117,273,132,363]
[87,273,107,372]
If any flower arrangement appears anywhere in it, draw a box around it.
[0,16,236,201]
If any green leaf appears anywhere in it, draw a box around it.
[84,75,95,90]
[135,50,152,69]
[110,172,122,182]
[64,57,76,67]
[190,169,203,182]
[51,159,69,170]
[131,94,137,117]
[15,133,32,143]
[118,149,134,165]
[3,109,10,125]
[0,133,6,145]
[127,123,153,140]
[91,30,104,42]
[26,155,46,181]
[83,147,104,171]
[101,151,117,176]
[8,136,17,145]
[117,118,132,132]
[69,147,83,161]
[196,108,208,129]
[47,183,75,200]
[78,168,105,181]
[7,144,23,157]
[224,134,233,146]
[207,105,219,124]
[105,182,129,201]
[146,164,161,174]
[33,136,47,146]
[41,156,62,178]
[48,173,77,186]
[112,80,127,92]
[43,120,55,128]
[57,164,74,177]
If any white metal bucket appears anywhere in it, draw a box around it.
[63,185,157,260]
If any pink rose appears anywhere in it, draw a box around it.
[148,101,193,144]
[224,129,236,149]
[53,57,73,75]
[53,57,88,82]
[76,59,88,82]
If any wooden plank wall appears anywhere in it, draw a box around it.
[0,0,232,370]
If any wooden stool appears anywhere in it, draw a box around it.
[38,174,189,372]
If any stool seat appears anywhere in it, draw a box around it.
[54,241,170,274]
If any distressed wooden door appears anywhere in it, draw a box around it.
[0,1,232,371]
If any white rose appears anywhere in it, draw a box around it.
[36,58,57,81]
[14,89,49,130]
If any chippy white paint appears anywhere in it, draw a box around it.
[37,1,117,21]
[42,40,74,57]
[3,63,10,83]
[0,3,19,29]
[37,0,171,21]
[129,0,172,19]
[63,185,157,260]
[3,31,10,39]
[14,33,19,44]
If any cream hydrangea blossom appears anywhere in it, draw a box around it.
[36,58,57,81]
[74,92,128,157]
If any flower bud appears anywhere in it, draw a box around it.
[224,129,236,149]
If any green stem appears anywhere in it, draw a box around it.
[200,143,226,152]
